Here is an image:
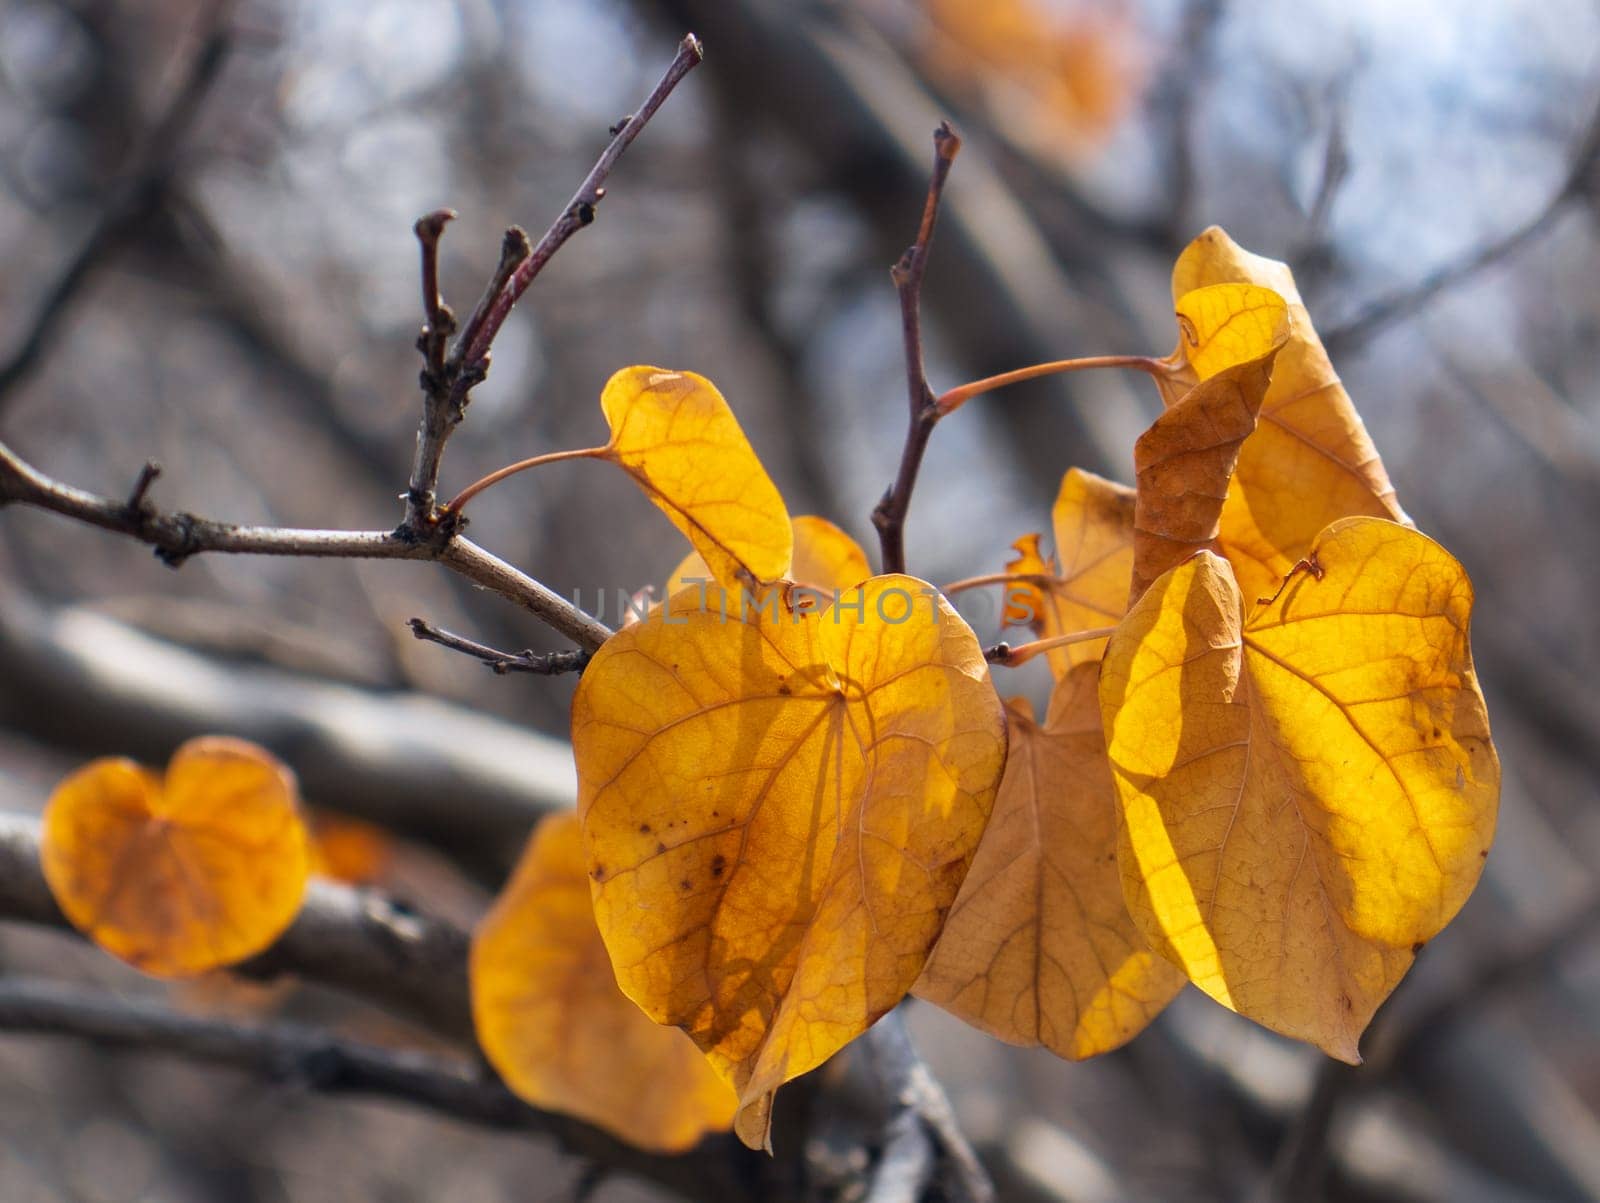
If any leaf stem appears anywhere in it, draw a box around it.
[942,570,1056,594]
[935,355,1167,416]
[442,447,607,517]
[984,626,1117,667]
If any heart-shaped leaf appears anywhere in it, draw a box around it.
[916,664,1184,1058]
[572,575,1007,1148]
[41,737,310,977]
[1099,518,1499,1059]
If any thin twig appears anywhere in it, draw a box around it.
[414,208,458,386]
[452,226,533,382]
[408,618,590,675]
[0,438,612,652]
[402,35,703,531]
[0,15,232,410]
[452,35,705,375]
[871,123,962,577]
[0,599,577,860]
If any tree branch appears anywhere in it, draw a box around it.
[871,123,961,577]
[862,1010,994,1203]
[0,598,577,861]
[0,12,232,410]
[0,812,472,1038]
[0,437,612,653]
[0,814,765,1199]
[0,977,754,1203]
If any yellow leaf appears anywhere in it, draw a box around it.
[1170,228,1411,602]
[666,514,871,607]
[916,668,1184,1058]
[471,812,737,1152]
[788,515,873,595]
[1169,283,1292,383]
[40,737,310,977]
[601,366,792,593]
[571,575,1007,1149]
[1099,519,1499,1059]
[1131,297,1288,601]
[1035,468,1139,674]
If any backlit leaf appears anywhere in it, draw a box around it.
[1029,468,1139,674]
[40,737,310,977]
[916,666,1184,1058]
[1170,228,1411,603]
[572,575,1007,1149]
[666,514,871,607]
[1099,519,1499,1059]
[472,812,737,1152]
[600,366,792,593]
[1131,289,1288,601]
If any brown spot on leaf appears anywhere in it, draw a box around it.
[711,854,726,878]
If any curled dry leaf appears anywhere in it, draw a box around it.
[472,812,738,1152]
[1131,283,1290,603]
[1002,533,1050,627]
[1099,518,1499,1060]
[40,736,310,977]
[572,575,1007,1149]
[1169,228,1411,603]
[916,664,1184,1059]
[600,366,792,593]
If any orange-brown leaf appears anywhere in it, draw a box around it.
[471,812,737,1152]
[1002,533,1051,628]
[1170,228,1410,602]
[916,668,1184,1058]
[919,0,1145,160]
[1130,309,1285,602]
[309,812,394,886]
[572,576,1007,1149]
[40,737,310,977]
[600,366,792,593]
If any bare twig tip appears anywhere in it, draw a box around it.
[682,33,704,61]
[413,209,456,242]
